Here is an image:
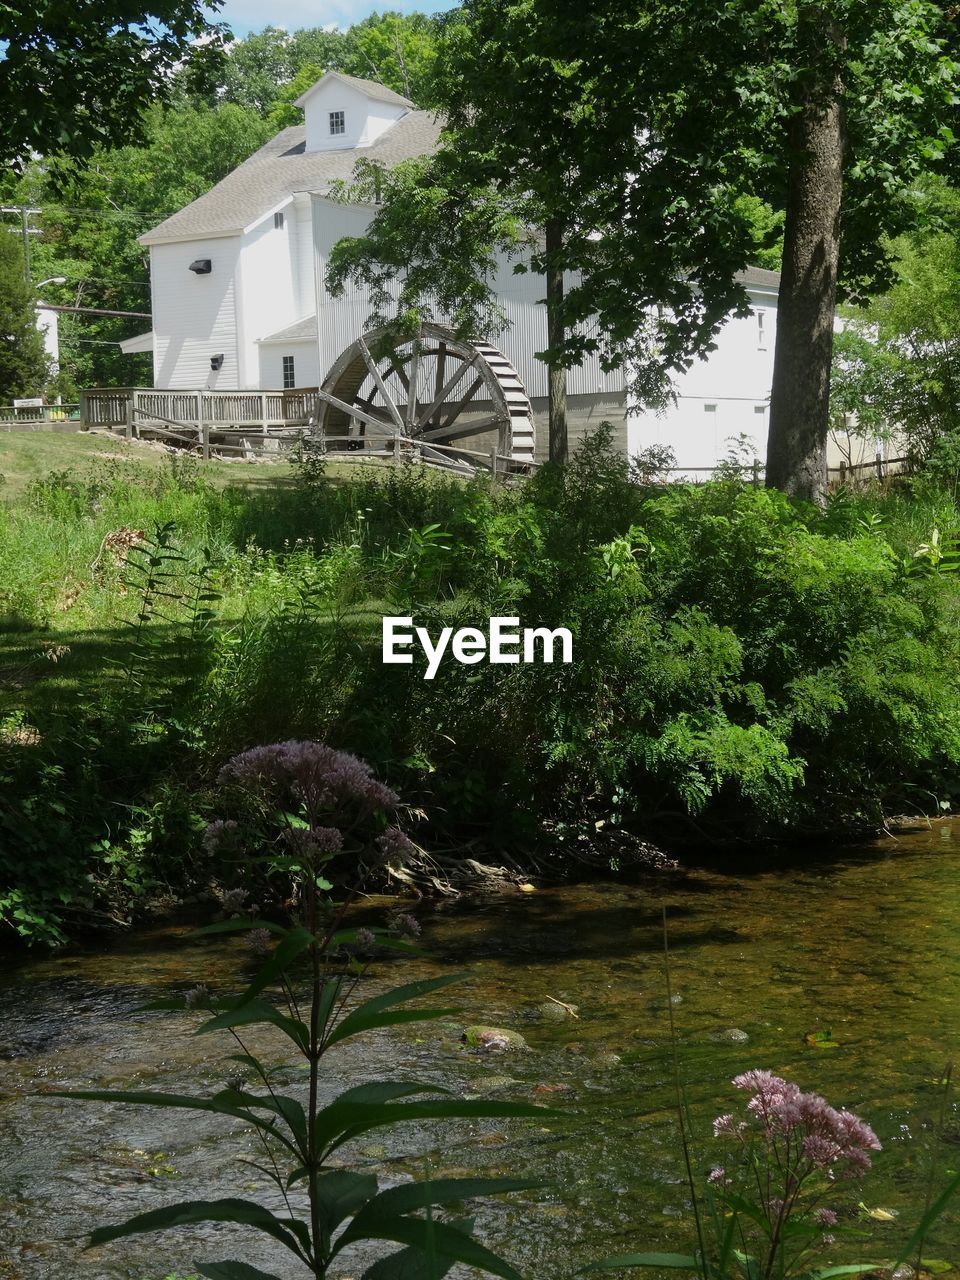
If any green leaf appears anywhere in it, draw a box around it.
[894,1165,960,1265]
[233,927,314,1005]
[317,1095,555,1156]
[582,1254,700,1271]
[325,973,468,1049]
[215,1088,308,1151]
[804,1029,841,1050]
[313,1081,446,1149]
[334,1213,524,1280]
[362,1218,475,1280]
[50,1089,300,1158]
[804,1268,884,1279]
[191,919,287,938]
[196,1263,285,1280]
[351,1176,540,1225]
[196,999,309,1052]
[87,1197,311,1260]
[306,1168,381,1242]
[314,974,343,1043]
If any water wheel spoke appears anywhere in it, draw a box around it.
[317,323,536,471]
[358,336,404,431]
[385,355,410,395]
[439,375,486,430]
[435,340,447,402]
[404,339,422,431]
[316,388,395,434]
[420,415,507,444]
[414,355,478,430]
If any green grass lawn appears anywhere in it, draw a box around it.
[0,430,306,500]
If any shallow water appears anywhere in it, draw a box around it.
[2,824,960,1280]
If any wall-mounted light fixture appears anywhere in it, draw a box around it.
[210,354,224,371]
[189,259,212,275]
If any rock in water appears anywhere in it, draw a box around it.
[462,1025,530,1052]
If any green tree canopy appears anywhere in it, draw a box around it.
[327,0,960,497]
[831,181,960,467]
[5,101,270,392]
[0,231,47,400]
[0,0,229,170]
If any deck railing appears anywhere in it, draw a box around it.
[79,387,321,432]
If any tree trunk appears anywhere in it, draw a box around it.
[545,217,568,463]
[766,11,845,504]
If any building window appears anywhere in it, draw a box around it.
[754,404,766,415]
[757,309,767,350]
[704,403,717,413]
[329,111,345,136]
[274,211,284,229]
[282,355,296,389]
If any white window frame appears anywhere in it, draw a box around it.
[329,110,345,136]
[282,355,296,389]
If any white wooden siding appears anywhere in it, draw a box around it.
[151,235,242,389]
[626,288,777,473]
[302,80,405,153]
[258,339,321,389]
[237,205,300,386]
[312,195,625,399]
[293,195,315,318]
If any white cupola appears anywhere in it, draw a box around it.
[295,71,413,154]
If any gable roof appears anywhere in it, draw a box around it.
[738,266,780,291]
[294,71,414,110]
[257,315,318,344]
[139,109,442,246]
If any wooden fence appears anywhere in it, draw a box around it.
[78,386,537,477]
[0,404,81,431]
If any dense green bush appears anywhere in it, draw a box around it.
[4,439,960,942]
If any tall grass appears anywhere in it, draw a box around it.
[5,439,960,942]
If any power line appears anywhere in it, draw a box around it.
[43,304,151,318]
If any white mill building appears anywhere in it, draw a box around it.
[129,70,782,470]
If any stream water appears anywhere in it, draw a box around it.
[3,823,960,1280]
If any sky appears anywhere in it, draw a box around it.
[206,0,458,37]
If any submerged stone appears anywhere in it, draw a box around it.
[535,999,580,1022]
[462,1025,530,1052]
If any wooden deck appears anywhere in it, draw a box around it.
[79,386,322,456]
[78,386,536,475]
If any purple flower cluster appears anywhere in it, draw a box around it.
[244,928,273,956]
[284,826,344,857]
[217,887,248,917]
[375,826,416,867]
[388,912,421,940]
[202,818,242,856]
[219,741,398,818]
[727,1069,881,1178]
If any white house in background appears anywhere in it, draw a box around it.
[136,69,790,465]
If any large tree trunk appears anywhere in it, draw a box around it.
[545,217,569,463]
[766,12,845,504]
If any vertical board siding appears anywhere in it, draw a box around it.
[151,236,242,390]
[258,340,321,389]
[626,286,778,473]
[239,206,300,387]
[312,195,626,404]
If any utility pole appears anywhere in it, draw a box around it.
[1,206,41,282]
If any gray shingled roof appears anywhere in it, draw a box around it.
[257,315,318,344]
[296,72,413,110]
[738,266,781,290]
[140,110,442,245]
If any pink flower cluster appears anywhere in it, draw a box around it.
[219,741,399,817]
[719,1069,881,1179]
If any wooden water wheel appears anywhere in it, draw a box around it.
[314,322,536,471]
